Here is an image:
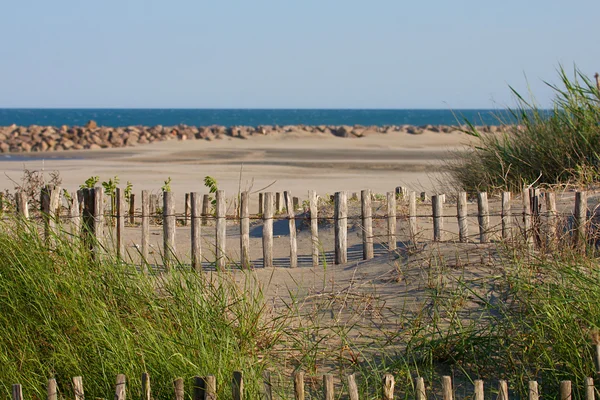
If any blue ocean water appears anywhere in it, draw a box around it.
[0,109,513,127]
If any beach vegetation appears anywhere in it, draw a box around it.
[449,66,600,193]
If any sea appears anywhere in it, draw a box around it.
[0,109,514,127]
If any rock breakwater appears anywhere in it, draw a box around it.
[0,122,507,153]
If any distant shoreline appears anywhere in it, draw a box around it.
[0,123,502,154]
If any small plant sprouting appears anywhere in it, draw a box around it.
[124,181,133,204]
[162,177,172,193]
[80,176,99,190]
[204,176,219,211]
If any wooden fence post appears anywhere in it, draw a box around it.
[498,380,509,400]
[323,374,334,400]
[545,192,557,248]
[275,192,282,214]
[184,193,190,226]
[362,189,374,260]
[215,190,226,269]
[477,192,490,243]
[575,191,588,250]
[142,372,151,400]
[309,190,319,267]
[474,380,484,400]
[149,193,157,217]
[93,186,104,251]
[141,190,150,268]
[409,191,417,243]
[415,377,426,400]
[387,192,397,251]
[202,194,210,226]
[191,192,202,271]
[285,191,298,268]
[240,191,250,269]
[114,374,126,400]
[47,378,58,400]
[560,380,571,400]
[523,188,534,248]
[173,378,184,400]
[263,192,274,268]
[12,384,22,400]
[395,186,408,199]
[294,371,305,400]
[442,375,453,400]
[258,192,264,215]
[70,192,80,238]
[334,191,348,264]
[15,191,29,219]
[432,195,444,241]
[73,376,84,400]
[585,377,594,400]
[232,371,243,400]
[502,192,512,240]
[457,192,468,242]
[347,374,359,400]
[382,373,395,400]
[262,371,272,400]
[420,192,429,202]
[529,381,539,400]
[128,193,135,225]
[163,191,176,269]
[116,187,125,259]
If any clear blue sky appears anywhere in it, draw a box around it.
[1,0,597,109]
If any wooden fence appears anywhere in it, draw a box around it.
[8,369,599,400]
[1,185,596,269]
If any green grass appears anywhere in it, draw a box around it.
[448,66,600,193]
[0,219,278,399]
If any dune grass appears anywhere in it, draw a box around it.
[0,219,279,399]
[449,66,600,193]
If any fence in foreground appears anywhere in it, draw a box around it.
[8,368,599,400]
[1,185,596,269]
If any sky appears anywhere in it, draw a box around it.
[0,0,598,109]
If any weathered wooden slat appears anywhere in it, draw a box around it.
[258,192,264,215]
[529,380,539,400]
[216,190,226,269]
[70,191,80,239]
[362,189,374,260]
[116,187,125,259]
[93,186,104,250]
[12,384,22,400]
[275,192,282,214]
[477,192,489,243]
[294,371,305,400]
[387,192,397,251]
[432,195,444,241]
[347,374,359,400]
[128,193,135,225]
[141,190,150,269]
[409,191,417,242]
[73,376,84,400]
[191,192,202,271]
[474,379,484,400]
[585,377,595,400]
[442,375,453,400]
[560,380,571,400]
[545,191,557,248]
[141,372,151,400]
[502,191,512,240]
[574,191,588,250]
[415,377,426,400]
[309,190,319,267]
[240,191,250,269]
[114,373,126,400]
[457,191,468,242]
[323,374,334,400]
[382,373,395,400]
[263,192,274,268]
[232,371,243,400]
[184,193,190,226]
[47,378,58,400]
[334,191,348,264]
[523,188,533,248]
[262,370,272,400]
[285,191,298,268]
[163,191,176,269]
[498,379,509,400]
[174,378,184,400]
[15,191,29,219]
[202,194,210,226]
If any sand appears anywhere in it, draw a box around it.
[0,129,474,211]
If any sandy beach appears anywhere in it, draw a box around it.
[0,129,474,208]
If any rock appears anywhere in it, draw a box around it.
[88,143,102,150]
[0,143,9,152]
[85,120,98,129]
[333,125,353,138]
[62,139,75,149]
